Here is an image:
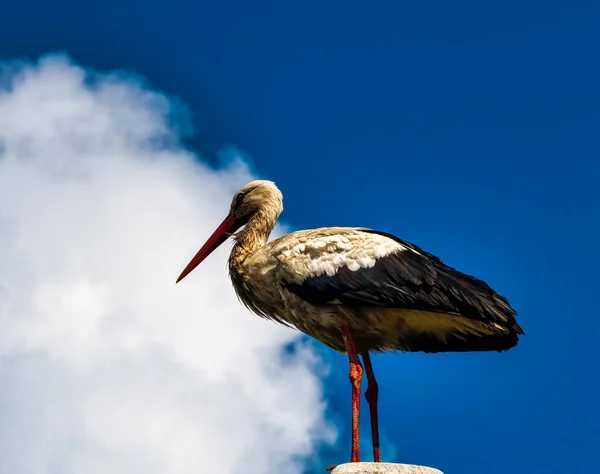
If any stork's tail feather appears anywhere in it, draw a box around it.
[513,322,525,335]
[401,329,521,354]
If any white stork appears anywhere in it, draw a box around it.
[176,180,523,465]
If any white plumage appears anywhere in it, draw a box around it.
[273,229,404,281]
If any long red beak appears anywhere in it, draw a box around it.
[176,214,237,283]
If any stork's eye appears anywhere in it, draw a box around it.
[235,192,246,206]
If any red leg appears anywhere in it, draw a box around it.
[361,351,381,462]
[340,324,363,463]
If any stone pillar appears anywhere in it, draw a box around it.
[330,463,444,474]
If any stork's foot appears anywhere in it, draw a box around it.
[325,465,337,471]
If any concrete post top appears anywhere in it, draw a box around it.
[330,462,443,474]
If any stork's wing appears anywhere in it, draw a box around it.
[279,228,521,329]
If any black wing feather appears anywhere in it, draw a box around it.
[286,229,522,332]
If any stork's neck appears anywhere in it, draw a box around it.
[230,208,278,266]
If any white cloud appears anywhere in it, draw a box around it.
[0,54,334,474]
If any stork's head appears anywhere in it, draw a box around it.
[176,180,283,283]
[228,180,283,225]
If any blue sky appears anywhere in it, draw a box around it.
[2,1,598,473]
